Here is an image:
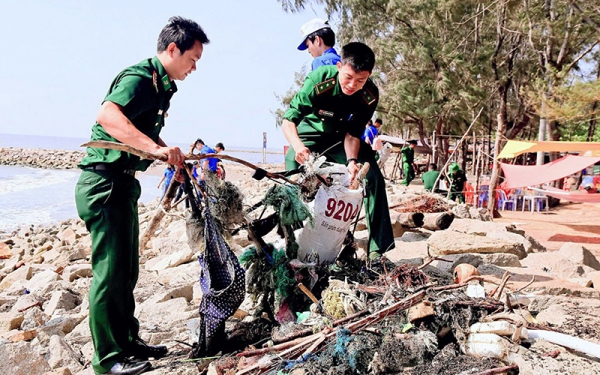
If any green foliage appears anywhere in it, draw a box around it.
[275,0,598,142]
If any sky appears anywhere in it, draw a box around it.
[0,1,327,150]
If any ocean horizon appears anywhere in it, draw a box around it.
[0,133,286,233]
[0,133,285,162]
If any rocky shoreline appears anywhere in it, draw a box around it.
[0,147,86,170]
[2,157,600,374]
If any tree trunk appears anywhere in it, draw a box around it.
[422,212,455,231]
[487,112,507,218]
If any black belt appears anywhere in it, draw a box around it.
[84,164,137,176]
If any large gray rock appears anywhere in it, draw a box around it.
[558,243,600,270]
[10,293,42,314]
[521,252,597,279]
[486,231,535,254]
[62,265,93,282]
[480,253,522,267]
[27,270,69,298]
[430,252,521,274]
[0,312,24,333]
[46,335,83,372]
[0,266,33,292]
[427,230,527,259]
[451,204,471,219]
[38,316,86,345]
[45,291,79,317]
[430,253,483,274]
[0,341,51,375]
[449,219,524,236]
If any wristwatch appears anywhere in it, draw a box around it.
[346,158,358,166]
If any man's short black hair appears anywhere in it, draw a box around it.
[408,140,418,145]
[307,27,336,48]
[215,142,225,151]
[195,138,204,145]
[157,16,210,53]
[340,42,375,73]
[375,118,383,125]
[429,163,437,170]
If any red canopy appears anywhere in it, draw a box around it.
[501,155,600,189]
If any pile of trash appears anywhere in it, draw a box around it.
[186,159,600,375]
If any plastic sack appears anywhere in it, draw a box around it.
[297,183,363,263]
[372,136,383,151]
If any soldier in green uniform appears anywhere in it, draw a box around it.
[400,140,418,186]
[446,163,467,203]
[282,42,394,259]
[75,17,209,375]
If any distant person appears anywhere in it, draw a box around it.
[297,18,340,70]
[198,141,216,180]
[74,16,209,375]
[400,140,418,186]
[190,138,206,155]
[282,42,394,260]
[447,163,467,203]
[157,164,176,199]
[421,163,441,192]
[214,142,226,180]
[362,119,377,144]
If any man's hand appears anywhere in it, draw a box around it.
[158,146,185,166]
[294,145,312,165]
[347,160,359,183]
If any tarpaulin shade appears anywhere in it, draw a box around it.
[500,155,600,189]
[498,140,600,159]
[530,186,600,203]
[378,135,432,154]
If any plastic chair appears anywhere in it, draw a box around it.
[497,189,517,211]
[463,182,475,205]
[477,185,489,208]
[522,190,548,213]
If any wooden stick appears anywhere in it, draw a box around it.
[236,334,324,375]
[81,140,300,186]
[139,175,181,252]
[272,310,368,344]
[237,333,320,357]
[494,271,511,300]
[298,283,319,305]
[345,290,426,332]
[432,107,484,194]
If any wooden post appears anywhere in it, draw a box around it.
[396,212,425,228]
[422,212,455,231]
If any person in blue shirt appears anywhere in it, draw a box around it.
[157,164,175,200]
[362,118,383,146]
[297,18,341,70]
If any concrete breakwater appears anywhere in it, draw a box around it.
[0,147,85,170]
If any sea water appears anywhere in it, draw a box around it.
[0,165,161,233]
[0,133,285,233]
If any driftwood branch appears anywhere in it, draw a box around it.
[81,140,299,186]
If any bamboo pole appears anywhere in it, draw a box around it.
[432,108,484,195]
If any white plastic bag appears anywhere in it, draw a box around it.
[371,136,383,151]
[297,183,363,263]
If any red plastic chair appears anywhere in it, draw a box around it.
[463,182,475,205]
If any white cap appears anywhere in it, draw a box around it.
[297,18,331,51]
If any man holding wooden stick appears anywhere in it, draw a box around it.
[75,17,209,375]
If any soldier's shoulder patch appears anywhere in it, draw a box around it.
[315,78,336,95]
[361,88,377,105]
